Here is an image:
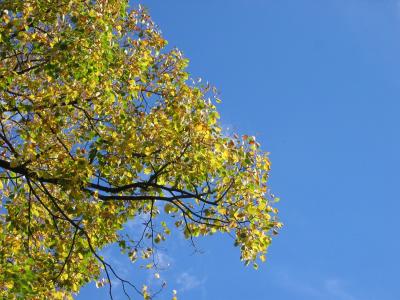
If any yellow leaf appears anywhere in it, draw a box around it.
[5,281,14,289]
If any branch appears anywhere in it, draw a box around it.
[53,226,80,281]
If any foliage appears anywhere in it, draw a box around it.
[0,0,282,299]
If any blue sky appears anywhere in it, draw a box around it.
[79,1,400,299]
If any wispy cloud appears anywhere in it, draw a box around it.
[278,271,322,298]
[324,279,356,300]
[154,251,173,269]
[176,271,206,292]
[277,270,357,300]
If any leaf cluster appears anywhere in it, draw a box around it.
[0,1,282,299]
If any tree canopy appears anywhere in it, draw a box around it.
[0,1,282,299]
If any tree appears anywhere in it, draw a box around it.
[0,1,282,299]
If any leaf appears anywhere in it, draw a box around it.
[164,203,178,214]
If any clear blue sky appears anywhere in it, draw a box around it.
[79,1,400,299]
